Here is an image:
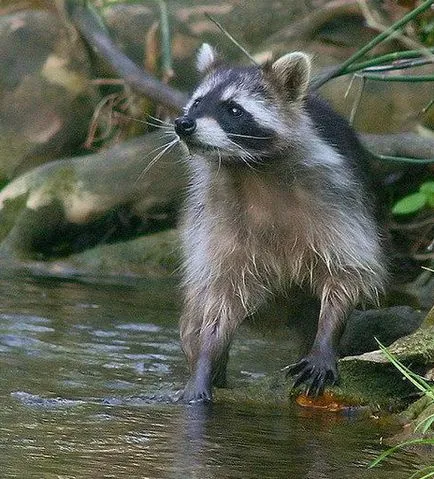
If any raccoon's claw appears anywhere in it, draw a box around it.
[285,354,338,397]
[176,386,212,404]
[178,390,212,404]
[176,377,212,404]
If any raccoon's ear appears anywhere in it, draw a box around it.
[196,43,218,74]
[271,52,311,101]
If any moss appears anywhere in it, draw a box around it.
[388,326,434,362]
[335,360,416,410]
[39,165,78,200]
[0,194,28,242]
[58,229,181,278]
[212,356,418,411]
[0,200,66,259]
[402,396,434,423]
[0,164,78,259]
[213,371,294,406]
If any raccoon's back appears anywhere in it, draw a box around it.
[305,94,386,220]
[306,95,373,184]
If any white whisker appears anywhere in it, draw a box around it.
[147,114,173,127]
[140,139,178,162]
[135,138,179,184]
[233,143,261,172]
[121,115,173,131]
[226,138,260,170]
[227,133,272,140]
[161,130,177,138]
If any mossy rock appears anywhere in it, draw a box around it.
[384,396,434,457]
[0,132,186,263]
[214,325,434,411]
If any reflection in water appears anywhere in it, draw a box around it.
[0,274,424,478]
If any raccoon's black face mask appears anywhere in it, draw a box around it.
[175,81,274,158]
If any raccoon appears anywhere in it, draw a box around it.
[174,44,387,403]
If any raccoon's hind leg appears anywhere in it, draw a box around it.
[285,279,357,396]
[180,330,231,404]
[178,290,248,404]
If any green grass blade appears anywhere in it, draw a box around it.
[410,466,434,479]
[415,412,434,434]
[369,438,433,468]
[335,0,434,76]
[377,342,434,399]
[356,73,434,82]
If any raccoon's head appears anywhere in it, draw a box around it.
[174,44,311,165]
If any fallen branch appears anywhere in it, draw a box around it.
[65,0,187,112]
[360,132,434,160]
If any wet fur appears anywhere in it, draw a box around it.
[177,47,387,402]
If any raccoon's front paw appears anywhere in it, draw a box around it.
[284,353,338,397]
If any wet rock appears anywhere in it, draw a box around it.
[23,229,180,280]
[342,325,434,367]
[335,325,434,408]
[11,391,85,409]
[213,317,434,411]
[400,270,434,310]
[388,395,434,457]
[0,131,186,264]
[339,306,424,357]
[0,9,100,180]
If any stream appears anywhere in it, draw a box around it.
[0,273,425,478]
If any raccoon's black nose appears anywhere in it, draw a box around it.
[174,116,196,136]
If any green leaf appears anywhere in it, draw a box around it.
[392,192,427,215]
[420,182,434,194]
[420,182,434,209]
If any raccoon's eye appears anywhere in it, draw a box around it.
[191,98,202,108]
[227,102,244,117]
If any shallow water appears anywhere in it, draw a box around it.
[0,274,425,478]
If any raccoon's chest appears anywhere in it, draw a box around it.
[239,176,317,239]
[206,174,322,266]
[201,185,319,289]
